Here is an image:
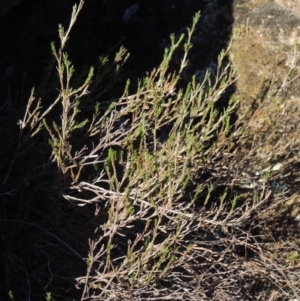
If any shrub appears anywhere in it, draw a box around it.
[1,1,300,300]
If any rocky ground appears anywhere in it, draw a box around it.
[231,0,300,213]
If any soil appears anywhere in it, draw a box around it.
[230,1,300,195]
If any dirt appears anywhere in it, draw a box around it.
[230,1,300,158]
[229,2,300,287]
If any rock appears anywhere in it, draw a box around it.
[231,0,300,154]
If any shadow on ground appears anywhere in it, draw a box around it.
[0,0,235,299]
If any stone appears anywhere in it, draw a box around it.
[231,0,300,155]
